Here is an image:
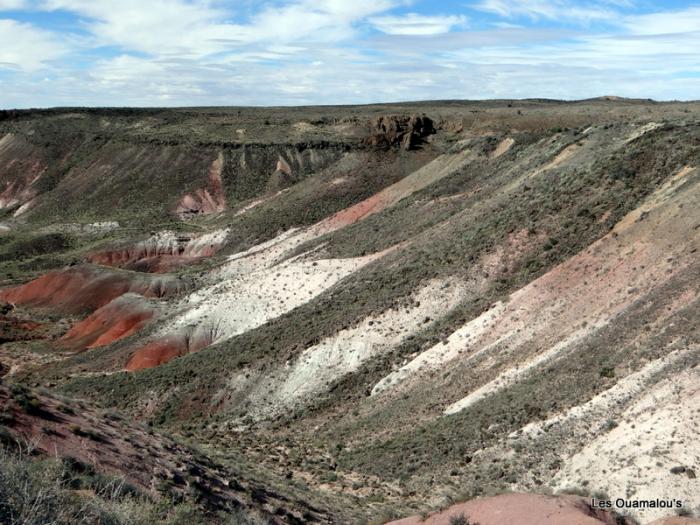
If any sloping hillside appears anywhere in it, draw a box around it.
[0,383,330,524]
[1,99,699,524]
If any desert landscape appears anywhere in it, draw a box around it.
[0,99,697,523]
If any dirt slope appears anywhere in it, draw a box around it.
[0,384,331,523]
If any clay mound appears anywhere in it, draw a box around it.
[176,152,226,217]
[125,331,213,371]
[59,293,158,350]
[88,229,227,273]
[125,337,184,371]
[388,493,632,525]
[0,265,186,315]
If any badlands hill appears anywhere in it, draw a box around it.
[0,99,698,524]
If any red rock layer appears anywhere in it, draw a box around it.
[87,233,223,273]
[125,330,216,371]
[325,192,389,229]
[59,294,158,350]
[0,265,185,315]
[388,493,634,525]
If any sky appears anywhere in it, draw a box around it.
[0,0,699,108]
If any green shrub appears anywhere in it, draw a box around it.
[599,367,615,378]
[15,395,42,414]
[10,385,42,415]
[603,419,618,431]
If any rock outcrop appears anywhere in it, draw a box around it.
[176,152,226,217]
[367,114,434,150]
[87,229,228,273]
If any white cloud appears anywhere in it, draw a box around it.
[370,13,467,35]
[41,0,233,57]
[3,36,699,109]
[454,36,699,73]
[0,18,68,70]
[474,0,617,22]
[0,0,26,10]
[1,1,700,107]
[625,6,700,35]
[247,0,398,41]
[40,0,399,58]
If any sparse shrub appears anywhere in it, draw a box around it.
[608,166,635,181]
[599,367,615,379]
[560,486,590,497]
[592,490,609,500]
[102,410,122,421]
[69,425,103,442]
[449,512,470,525]
[0,411,15,425]
[10,384,42,415]
[16,395,42,414]
[0,445,212,524]
[40,426,60,437]
[57,404,75,415]
[677,506,694,517]
[320,472,337,483]
[603,419,618,431]
[0,427,17,449]
[542,240,554,251]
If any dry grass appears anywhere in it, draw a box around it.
[0,441,211,525]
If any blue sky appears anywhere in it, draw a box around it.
[1,0,699,107]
